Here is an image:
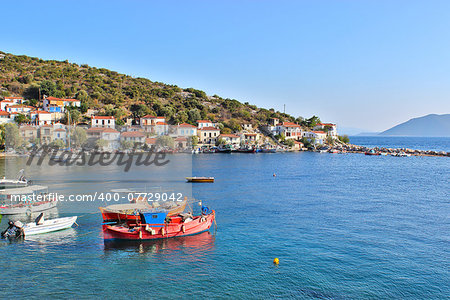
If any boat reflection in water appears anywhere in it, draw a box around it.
[103,231,215,256]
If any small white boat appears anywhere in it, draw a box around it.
[23,216,77,236]
[0,169,30,189]
[0,185,57,215]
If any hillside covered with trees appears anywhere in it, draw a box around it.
[0,51,321,131]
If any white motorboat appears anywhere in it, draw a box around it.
[0,185,57,215]
[0,169,30,189]
[23,216,77,236]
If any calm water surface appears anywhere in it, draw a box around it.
[0,138,449,299]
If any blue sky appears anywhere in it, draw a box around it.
[2,0,450,132]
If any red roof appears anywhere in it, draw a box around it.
[4,97,23,100]
[0,111,10,116]
[220,134,240,138]
[197,120,212,123]
[145,137,157,144]
[141,115,165,119]
[62,98,80,102]
[102,128,119,133]
[1,99,14,103]
[244,133,257,136]
[6,105,33,109]
[282,122,301,128]
[37,111,51,114]
[92,116,115,120]
[198,126,219,131]
[46,96,61,101]
[54,128,66,132]
[121,131,145,137]
[178,123,196,128]
[175,136,187,141]
[312,131,326,134]
[156,122,168,125]
[41,124,53,128]
[87,127,105,132]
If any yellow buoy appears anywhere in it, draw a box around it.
[273,258,279,265]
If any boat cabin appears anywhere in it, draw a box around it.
[139,211,167,227]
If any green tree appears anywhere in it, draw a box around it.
[96,139,109,149]
[156,136,174,149]
[40,80,57,97]
[71,127,87,148]
[326,136,334,145]
[121,140,134,150]
[4,123,23,150]
[338,135,350,144]
[187,109,201,123]
[190,135,198,147]
[75,90,88,101]
[14,114,30,125]
[50,139,66,148]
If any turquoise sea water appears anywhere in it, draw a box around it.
[0,137,449,299]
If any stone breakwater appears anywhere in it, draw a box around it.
[330,144,449,157]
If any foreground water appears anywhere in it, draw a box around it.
[0,144,449,298]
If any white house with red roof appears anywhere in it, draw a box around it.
[120,131,146,144]
[5,105,33,113]
[276,122,303,140]
[87,127,120,150]
[155,121,169,135]
[197,126,220,144]
[219,134,241,145]
[91,116,115,129]
[3,96,25,104]
[140,115,166,132]
[197,120,215,129]
[0,99,15,111]
[36,111,53,126]
[303,131,327,145]
[176,123,197,137]
[0,111,13,124]
[43,96,81,112]
[313,123,337,137]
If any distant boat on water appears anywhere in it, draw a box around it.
[186,177,215,183]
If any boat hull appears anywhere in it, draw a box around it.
[99,200,187,224]
[0,200,57,215]
[186,177,214,183]
[103,211,215,241]
[23,216,77,236]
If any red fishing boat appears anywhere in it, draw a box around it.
[99,198,187,225]
[102,207,215,241]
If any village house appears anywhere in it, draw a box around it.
[39,124,54,144]
[43,97,81,112]
[3,96,25,104]
[303,131,327,145]
[91,116,115,129]
[20,126,38,143]
[175,136,189,149]
[36,111,53,126]
[0,99,14,111]
[145,137,157,149]
[313,123,337,138]
[155,121,169,135]
[140,115,166,133]
[197,120,215,129]
[277,122,303,140]
[197,127,220,144]
[53,128,67,144]
[86,127,120,150]
[0,111,13,124]
[219,134,241,145]
[241,132,260,143]
[120,131,146,144]
[242,123,253,131]
[5,105,33,114]
[176,123,197,137]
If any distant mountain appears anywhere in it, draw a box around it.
[355,132,379,136]
[380,114,450,137]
